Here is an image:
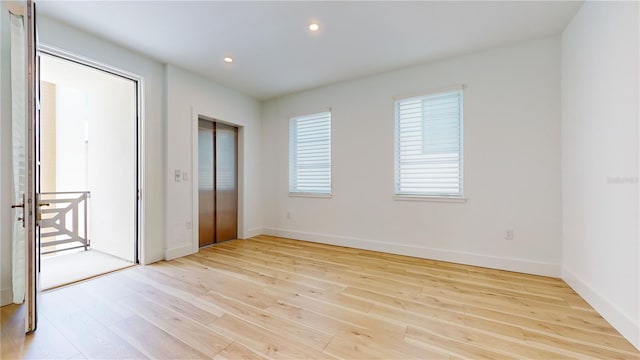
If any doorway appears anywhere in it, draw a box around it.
[38,52,139,289]
[198,119,238,247]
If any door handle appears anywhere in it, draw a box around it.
[11,194,26,227]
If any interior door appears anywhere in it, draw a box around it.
[26,0,40,334]
[197,119,237,247]
[198,120,215,247]
[215,123,237,242]
[8,0,40,333]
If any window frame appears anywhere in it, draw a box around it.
[393,87,465,201]
[288,111,332,197]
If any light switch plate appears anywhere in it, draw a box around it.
[174,169,182,182]
[182,171,189,181]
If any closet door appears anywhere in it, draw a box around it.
[215,123,238,242]
[198,120,215,247]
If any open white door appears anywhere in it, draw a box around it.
[8,0,40,333]
[26,0,41,334]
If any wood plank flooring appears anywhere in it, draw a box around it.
[2,235,639,359]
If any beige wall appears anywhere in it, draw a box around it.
[40,81,56,193]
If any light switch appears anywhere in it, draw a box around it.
[174,169,182,182]
[182,171,189,181]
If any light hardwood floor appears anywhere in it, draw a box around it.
[2,236,639,359]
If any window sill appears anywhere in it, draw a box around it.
[393,195,467,203]
[289,192,332,199]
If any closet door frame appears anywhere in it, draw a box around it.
[191,109,242,253]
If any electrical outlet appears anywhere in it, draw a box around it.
[186,220,192,230]
[504,229,514,240]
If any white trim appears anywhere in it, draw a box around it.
[191,107,199,254]
[289,111,332,195]
[562,266,640,351]
[288,192,332,199]
[39,45,147,266]
[394,89,464,199]
[286,107,332,121]
[393,195,467,203]
[263,227,561,277]
[243,228,263,239]
[39,44,143,83]
[191,107,245,253]
[237,125,246,239]
[137,67,147,265]
[164,242,194,261]
[0,287,13,306]
[394,84,466,102]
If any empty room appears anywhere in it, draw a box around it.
[1,1,639,359]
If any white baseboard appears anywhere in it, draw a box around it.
[165,229,263,261]
[562,266,640,351]
[1,287,12,306]
[262,228,561,277]
[242,228,263,239]
[164,242,196,261]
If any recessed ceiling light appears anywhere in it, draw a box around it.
[223,57,233,63]
[308,23,319,32]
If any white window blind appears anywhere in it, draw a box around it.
[395,90,463,197]
[289,112,331,194]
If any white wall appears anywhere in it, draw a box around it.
[164,65,262,259]
[262,36,562,276]
[561,1,639,350]
[38,16,165,264]
[53,86,87,191]
[1,15,264,298]
[0,1,14,305]
[87,75,136,261]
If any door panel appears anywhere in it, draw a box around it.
[8,0,41,333]
[214,123,237,242]
[198,120,215,247]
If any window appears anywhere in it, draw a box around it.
[289,112,331,195]
[394,89,463,197]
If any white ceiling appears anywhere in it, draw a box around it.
[37,1,582,100]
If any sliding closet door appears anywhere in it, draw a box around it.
[215,123,238,242]
[198,119,237,247]
[198,120,215,247]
